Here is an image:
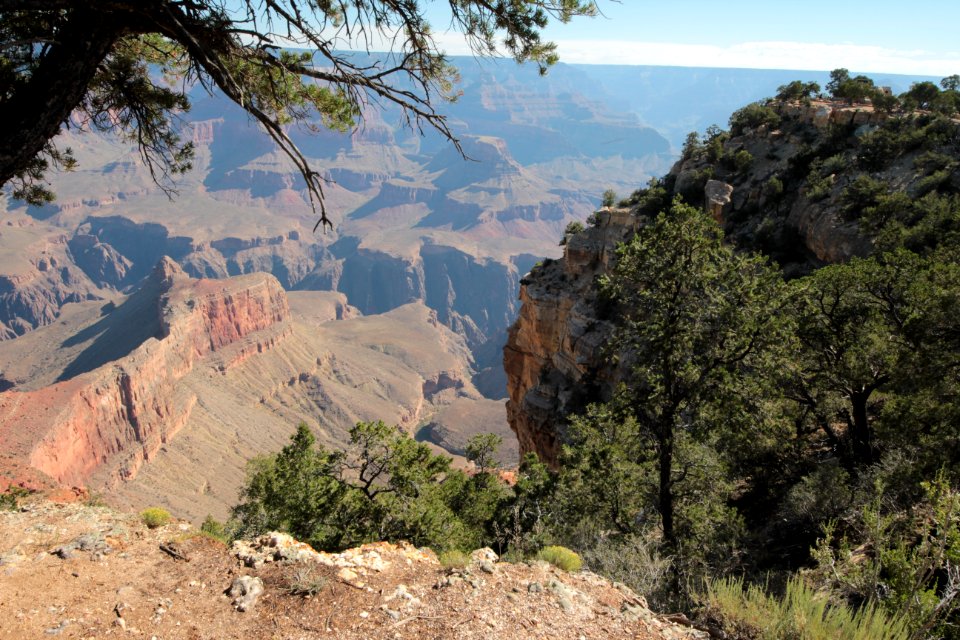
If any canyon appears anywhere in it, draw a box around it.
[0,63,936,519]
[0,257,508,521]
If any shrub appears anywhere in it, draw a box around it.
[601,189,617,208]
[536,545,582,572]
[808,473,960,638]
[438,549,470,570]
[200,515,229,543]
[821,153,847,176]
[232,421,511,553]
[559,221,585,246]
[0,486,29,511]
[776,80,821,103]
[733,149,753,173]
[729,102,780,135]
[286,566,327,596]
[141,507,172,529]
[806,174,833,202]
[681,131,702,160]
[764,176,784,199]
[700,576,909,640]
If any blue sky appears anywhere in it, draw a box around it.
[429,1,960,76]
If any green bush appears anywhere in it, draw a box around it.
[200,515,230,543]
[701,576,909,640]
[729,102,781,135]
[0,486,29,511]
[438,549,470,569]
[537,545,583,572]
[733,149,754,173]
[559,221,585,246]
[141,507,171,529]
[232,422,511,553]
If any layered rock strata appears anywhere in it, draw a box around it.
[0,257,290,487]
[504,210,635,465]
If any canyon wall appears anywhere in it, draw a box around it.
[0,257,290,488]
[504,210,635,465]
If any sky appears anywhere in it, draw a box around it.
[428,1,960,77]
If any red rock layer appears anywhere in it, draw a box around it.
[0,258,289,487]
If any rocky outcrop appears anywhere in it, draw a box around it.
[0,258,290,487]
[504,210,635,465]
[666,100,893,271]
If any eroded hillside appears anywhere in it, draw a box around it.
[0,260,511,521]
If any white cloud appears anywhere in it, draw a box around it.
[434,34,960,77]
[553,40,960,76]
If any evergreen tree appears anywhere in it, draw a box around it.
[599,199,792,554]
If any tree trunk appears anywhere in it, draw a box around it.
[0,9,120,189]
[658,429,675,549]
[850,391,874,465]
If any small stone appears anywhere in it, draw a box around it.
[75,535,99,551]
[528,582,543,594]
[479,560,495,574]
[470,548,499,564]
[51,546,74,560]
[380,606,401,620]
[44,621,69,635]
[337,567,359,583]
[228,575,264,612]
[359,611,369,619]
[114,618,126,631]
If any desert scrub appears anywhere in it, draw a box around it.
[286,566,327,596]
[438,549,470,570]
[0,486,29,510]
[536,546,583,572]
[700,576,909,640]
[140,507,171,529]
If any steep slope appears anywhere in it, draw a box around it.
[0,258,290,490]
[505,210,634,465]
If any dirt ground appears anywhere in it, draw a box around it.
[0,498,706,640]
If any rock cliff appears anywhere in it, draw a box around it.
[505,210,635,465]
[505,99,960,464]
[0,257,290,488]
[0,217,105,339]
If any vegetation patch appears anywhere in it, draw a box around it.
[140,507,171,529]
[536,546,583,572]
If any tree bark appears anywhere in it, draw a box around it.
[0,8,121,188]
[850,390,874,465]
[658,428,675,549]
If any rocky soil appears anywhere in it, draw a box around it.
[0,498,705,640]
